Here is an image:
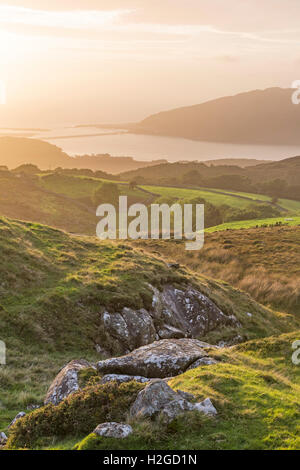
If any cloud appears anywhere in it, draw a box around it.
[0,5,132,29]
[1,5,299,48]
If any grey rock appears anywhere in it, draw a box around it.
[8,411,26,428]
[44,359,93,406]
[26,404,41,411]
[101,308,156,352]
[130,380,187,419]
[0,432,7,445]
[130,380,217,423]
[160,399,194,422]
[98,284,238,354]
[157,324,186,340]
[151,285,238,339]
[100,374,150,385]
[97,338,214,379]
[187,357,218,370]
[193,398,218,416]
[93,422,133,439]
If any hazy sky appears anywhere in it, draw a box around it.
[0,0,300,126]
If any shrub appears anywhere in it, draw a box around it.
[7,381,144,449]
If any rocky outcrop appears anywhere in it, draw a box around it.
[93,422,133,439]
[130,380,217,423]
[100,374,150,385]
[97,338,215,379]
[98,285,238,354]
[44,359,93,406]
[8,412,26,428]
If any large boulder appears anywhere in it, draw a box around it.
[97,338,214,379]
[130,380,217,423]
[93,422,133,439]
[98,285,238,354]
[152,285,238,338]
[100,308,157,353]
[44,359,93,406]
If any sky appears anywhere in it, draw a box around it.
[0,0,300,126]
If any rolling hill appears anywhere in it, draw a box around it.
[131,87,300,145]
[0,216,299,450]
[120,155,300,200]
[0,136,166,174]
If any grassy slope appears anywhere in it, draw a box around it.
[0,216,297,428]
[0,173,151,237]
[206,216,300,232]
[142,184,300,214]
[0,173,97,235]
[38,174,148,203]
[132,225,300,317]
[75,330,299,451]
[1,171,300,240]
[6,330,300,450]
[142,185,257,209]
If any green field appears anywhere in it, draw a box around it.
[206,216,300,233]
[37,174,300,215]
[141,184,300,214]
[38,174,147,202]
[142,185,254,208]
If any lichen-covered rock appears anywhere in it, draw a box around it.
[130,380,188,419]
[100,308,156,352]
[160,398,195,422]
[98,285,238,354]
[93,422,133,439]
[8,411,26,428]
[157,324,186,340]
[152,285,238,339]
[100,374,150,385]
[44,359,93,406]
[97,338,214,379]
[130,380,217,423]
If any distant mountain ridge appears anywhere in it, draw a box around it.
[0,137,167,174]
[204,158,272,168]
[131,88,300,145]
